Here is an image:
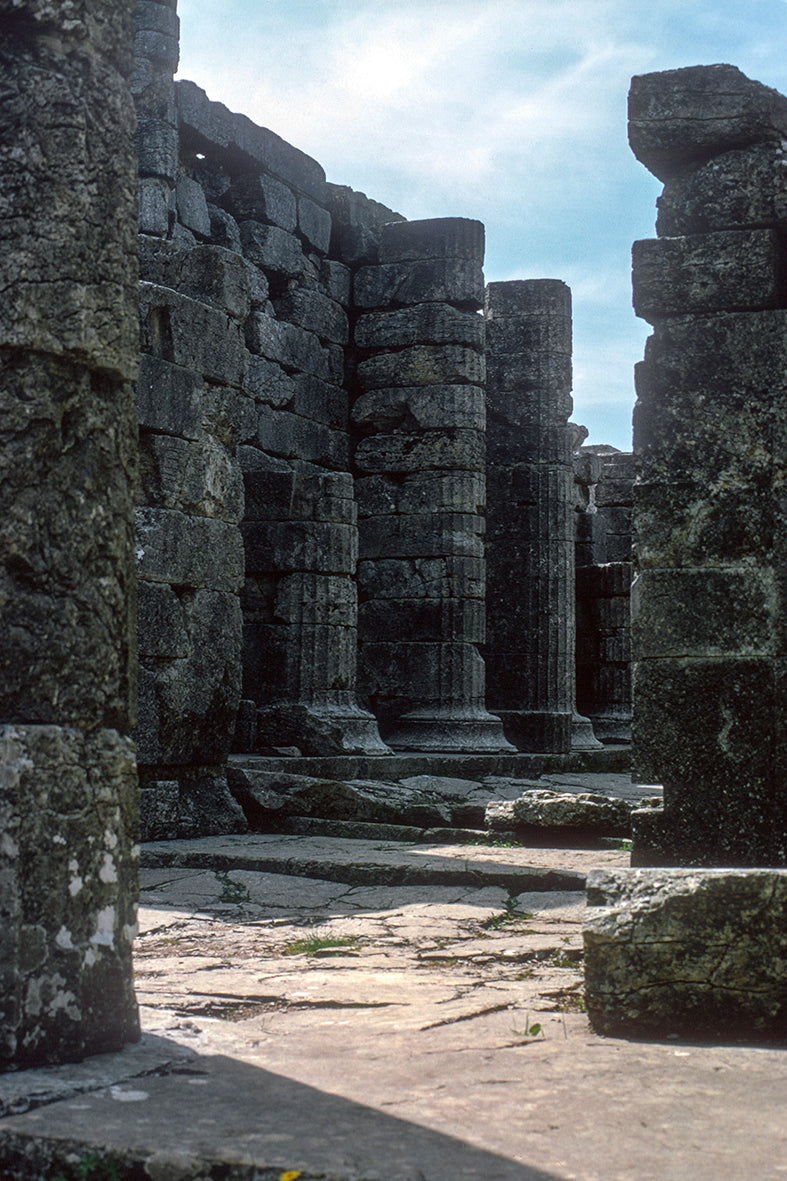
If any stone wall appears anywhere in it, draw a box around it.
[629,64,787,866]
[0,0,140,1067]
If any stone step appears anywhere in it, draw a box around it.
[139,833,623,892]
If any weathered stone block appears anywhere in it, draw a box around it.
[628,64,787,181]
[359,640,486,705]
[134,28,178,74]
[136,117,178,182]
[274,574,356,627]
[657,142,787,237]
[352,384,485,432]
[319,259,351,306]
[358,513,484,560]
[355,471,485,517]
[245,311,329,378]
[139,772,249,842]
[379,217,484,264]
[137,580,189,659]
[487,791,631,835]
[485,314,571,358]
[632,230,787,321]
[585,868,787,1038]
[138,176,171,236]
[0,725,139,1069]
[135,507,245,591]
[238,447,295,520]
[175,174,211,237]
[139,283,248,387]
[246,355,294,407]
[176,80,327,202]
[177,245,254,321]
[242,521,358,575]
[357,344,484,390]
[632,568,776,657]
[298,194,332,255]
[274,289,349,345]
[633,480,773,568]
[357,556,484,601]
[140,434,244,522]
[358,598,485,643]
[354,430,484,473]
[290,374,349,427]
[354,259,484,310]
[486,353,573,394]
[354,303,485,350]
[218,172,297,231]
[240,220,317,283]
[136,354,202,439]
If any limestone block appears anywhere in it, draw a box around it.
[136,117,178,182]
[139,772,248,842]
[135,1,180,38]
[274,289,349,345]
[238,448,295,520]
[357,344,484,390]
[175,176,211,237]
[320,259,351,306]
[355,471,485,517]
[177,245,254,321]
[202,384,257,449]
[595,477,635,508]
[290,374,349,427]
[138,177,171,236]
[633,480,773,569]
[486,353,573,394]
[657,142,787,237]
[357,556,484,601]
[0,355,137,730]
[298,194,332,255]
[139,283,248,387]
[354,430,484,473]
[359,640,486,706]
[207,204,243,252]
[246,355,295,406]
[137,581,189,660]
[485,313,571,358]
[632,230,786,321]
[134,27,178,74]
[218,172,297,231]
[176,80,327,202]
[486,425,572,467]
[584,868,787,1037]
[354,259,485,311]
[359,598,485,644]
[486,791,631,835]
[136,354,202,439]
[140,434,244,523]
[379,217,484,264]
[135,506,245,591]
[632,568,776,658]
[274,574,357,627]
[0,724,139,1069]
[240,220,317,283]
[355,303,485,350]
[352,384,485,432]
[253,409,348,469]
[628,64,787,181]
[358,513,484,560]
[242,521,358,576]
[245,311,329,379]
[136,589,242,765]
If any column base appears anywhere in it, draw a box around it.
[386,707,517,753]
[587,710,632,744]
[571,710,604,752]
[255,702,391,757]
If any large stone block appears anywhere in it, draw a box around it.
[139,283,248,387]
[354,303,485,350]
[135,507,245,591]
[656,141,787,237]
[628,64,787,181]
[245,311,329,378]
[218,172,297,231]
[358,513,484,560]
[140,434,244,523]
[632,229,787,322]
[379,217,484,264]
[354,430,484,473]
[0,355,137,731]
[633,479,773,568]
[274,289,349,346]
[176,80,327,201]
[242,521,358,576]
[177,245,255,321]
[584,868,787,1038]
[354,259,484,311]
[136,354,202,439]
[355,471,485,517]
[175,175,211,237]
[0,724,139,1069]
[357,344,484,390]
[357,556,484,601]
[135,590,242,766]
[352,385,484,432]
[297,194,332,255]
[359,598,485,644]
[240,220,317,284]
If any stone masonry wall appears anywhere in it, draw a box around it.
[629,64,787,866]
[0,0,140,1067]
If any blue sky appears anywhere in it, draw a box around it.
[175,1,787,450]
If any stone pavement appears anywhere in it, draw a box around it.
[2,772,787,1180]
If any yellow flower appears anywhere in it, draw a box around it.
[280,1172,301,1181]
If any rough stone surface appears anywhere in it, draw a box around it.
[486,790,638,838]
[585,868,787,1039]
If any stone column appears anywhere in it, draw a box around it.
[484,281,598,752]
[628,65,787,866]
[354,219,512,751]
[0,0,140,1066]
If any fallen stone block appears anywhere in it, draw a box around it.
[486,790,637,838]
[584,867,787,1039]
